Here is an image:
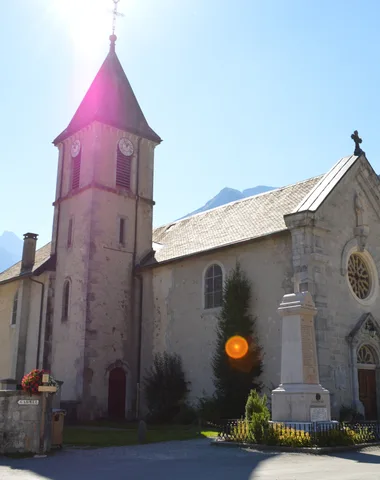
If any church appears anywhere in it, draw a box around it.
[1,32,380,422]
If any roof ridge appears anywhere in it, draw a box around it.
[153,174,324,231]
[293,155,358,214]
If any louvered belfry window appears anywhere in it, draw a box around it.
[71,151,81,190]
[116,146,131,189]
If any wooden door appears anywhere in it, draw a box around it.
[358,369,378,420]
[108,367,126,419]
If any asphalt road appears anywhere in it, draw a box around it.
[1,440,380,479]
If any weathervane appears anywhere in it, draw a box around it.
[110,0,124,51]
[351,130,365,156]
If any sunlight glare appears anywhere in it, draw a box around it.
[52,0,113,53]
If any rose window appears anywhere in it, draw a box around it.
[348,254,371,300]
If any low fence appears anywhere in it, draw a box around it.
[217,419,380,447]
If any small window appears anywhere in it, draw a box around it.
[67,218,73,248]
[62,280,70,322]
[11,290,19,325]
[71,151,81,190]
[116,147,131,189]
[204,264,223,309]
[119,218,126,245]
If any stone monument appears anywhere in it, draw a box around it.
[271,291,331,423]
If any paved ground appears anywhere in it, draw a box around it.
[1,440,380,479]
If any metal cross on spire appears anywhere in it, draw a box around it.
[109,0,124,51]
[112,0,124,35]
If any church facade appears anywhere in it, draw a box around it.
[1,36,380,422]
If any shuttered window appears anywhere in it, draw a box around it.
[71,152,81,190]
[116,147,131,189]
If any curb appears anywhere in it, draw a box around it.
[210,439,380,455]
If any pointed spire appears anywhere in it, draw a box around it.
[53,20,161,145]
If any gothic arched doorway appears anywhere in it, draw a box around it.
[108,367,126,419]
[357,345,378,420]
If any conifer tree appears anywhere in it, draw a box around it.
[212,262,263,418]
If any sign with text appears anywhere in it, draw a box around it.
[310,407,328,422]
[18,399,39,406]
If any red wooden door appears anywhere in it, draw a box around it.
[358,369,378,420]
[108,368,126,419]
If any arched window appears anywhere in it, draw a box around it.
[62,280,70,322]
[11,290,19,325]
[204,264,223,309]
[357,345,376,365]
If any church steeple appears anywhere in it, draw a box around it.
[50,11,160,420]
[53,33,161,145]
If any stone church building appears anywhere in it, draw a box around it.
[1,35,380,422]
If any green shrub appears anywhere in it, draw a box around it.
[231,420,249,442]
[316,426,375,447]
[266,424,375,447]
[171,404,198,425]
[245,390,270,443]
[197,396,223,424]
[266,424,312,447]
[212,263,263,419]
[339,405,364,423]
[143,352,190,423]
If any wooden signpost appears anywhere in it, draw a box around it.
[36,374,57,457]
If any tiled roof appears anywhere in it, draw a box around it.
[0,243,52,284]
[150,175,323,265]
[1,155,360,278]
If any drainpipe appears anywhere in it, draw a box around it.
[132,137,142,418]
[136,273,144,419]
[30,278,45,370]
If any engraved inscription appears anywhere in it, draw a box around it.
[301,318,318,384]
[310,407,328,422]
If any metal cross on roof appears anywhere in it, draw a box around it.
[111,0,124,36]
[351,130,364,156]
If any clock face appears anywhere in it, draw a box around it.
[118,138,134,157]
[71,140,81,158]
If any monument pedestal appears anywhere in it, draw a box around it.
[272,383,331,423]
[271,292,331,424]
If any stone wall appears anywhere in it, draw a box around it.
[143,231,293,405]
[0,391,52,454]
[0,273,50,383]
[0,281,20,378]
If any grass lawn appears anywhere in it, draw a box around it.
[63,424,218,448]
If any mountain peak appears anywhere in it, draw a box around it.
[179,185,276,220]
[0,231,23,272]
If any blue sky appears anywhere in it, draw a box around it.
[2,0,380,247]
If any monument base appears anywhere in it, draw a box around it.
[271,383,331,423]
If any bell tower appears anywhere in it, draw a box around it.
[50,30,161,420]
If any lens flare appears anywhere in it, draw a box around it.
[225,336,249,359]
